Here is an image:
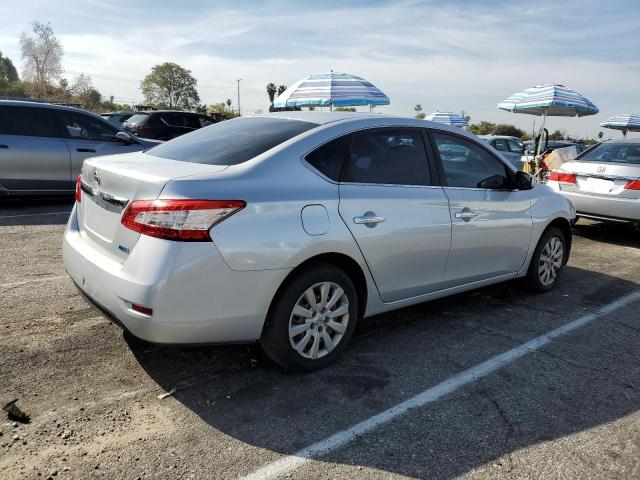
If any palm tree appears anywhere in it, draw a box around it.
[277,85,287,96]
[226,98,232,110]
[414,104,422,116]
[266,83,277,104]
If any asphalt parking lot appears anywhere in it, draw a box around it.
[1,198,640,480]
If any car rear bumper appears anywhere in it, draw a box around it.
[547,184,640,222]
[63,205,290,344]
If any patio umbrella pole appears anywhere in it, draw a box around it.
[534,108,548,177]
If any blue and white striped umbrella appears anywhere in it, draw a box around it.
[424,111,469,128]
[600,114,640,136]
[273,71,390,108]
[497,84,598,117]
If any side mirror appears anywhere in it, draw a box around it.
[478,174,509,189]
[115,131,133,144]
[515,171,535,190]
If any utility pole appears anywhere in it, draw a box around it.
[237,79,241,116]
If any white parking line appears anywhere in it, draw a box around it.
[241,289,640,480]
[0,210,71,219]
[0,274,69,289]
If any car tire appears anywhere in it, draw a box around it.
[260,263,358,372]
[525,227,567,293]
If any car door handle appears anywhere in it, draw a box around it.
[77,148,96,153]
[455,211,478,220]
[353,215,385,225]
[0,144,8,149]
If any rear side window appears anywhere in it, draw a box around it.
[126,114,149,125]
[305,135,351,181]
[0,106,60,137]
[146,117,318,165]
[492,139,509,152]
[198,116,215,127]
[343,129,431,186]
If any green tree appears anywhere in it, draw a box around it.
[335,107,356,112]
[0,51,24,97]
[493,124,526,138]
[208,102,239,121]
[414,104,422,118]
[468,121,496,135]
[277,84,287,96]
[19,21,63,99]
[140,62,200,110]
[548,129,566,141]
[416,112,426,119]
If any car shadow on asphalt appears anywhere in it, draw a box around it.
[573,219,640,248]
[0,197,74,226]
[128,264,640,479]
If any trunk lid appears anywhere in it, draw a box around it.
[557,160,640,198]
[78,152,228,262]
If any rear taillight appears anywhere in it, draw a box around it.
[75,175,82,203]
[624,179,640,190]
[548,171,577,184]
[121,199,246,241]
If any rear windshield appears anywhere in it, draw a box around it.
[126,113,149,125]
[578,143,640,164]
[146,116,319,165]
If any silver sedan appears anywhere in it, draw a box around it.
[63,112,575,371]
[547,141,640,225]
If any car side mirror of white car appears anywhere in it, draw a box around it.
[115,131,134,144]
[515,171,535,190]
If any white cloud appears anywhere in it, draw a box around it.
[1,0,639,137]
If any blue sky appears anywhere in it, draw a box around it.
[1,0,639,138]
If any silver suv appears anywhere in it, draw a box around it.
[0,100,159,196]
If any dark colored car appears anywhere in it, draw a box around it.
[122,111,218,140]
[101,111,136,126]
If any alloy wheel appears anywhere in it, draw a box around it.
[538,236,564,286]
[288,282,349,360]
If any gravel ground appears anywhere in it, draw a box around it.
[1,198,639,480]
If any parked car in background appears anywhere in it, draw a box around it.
[64,112,574,371]
[122,110,217,140]
[0,100,159,196]
[101,111,136,126]
[547,140,640,226]
[479,135,525,169]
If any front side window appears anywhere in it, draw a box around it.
[0,106,60,137]
[56,110,119,141]
[305,134,351,181]
[432,132,510,189]
[342,129,430,186]
[578,143,640,164]
[507,139,523,153]
[146,116,318,165]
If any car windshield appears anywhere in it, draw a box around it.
[578,143,640,164]
[126,114,149,125]
[146,116,319,165]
